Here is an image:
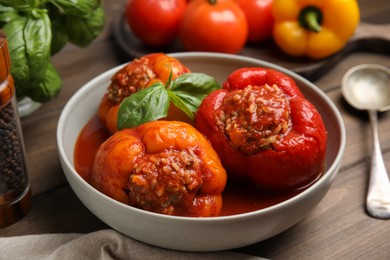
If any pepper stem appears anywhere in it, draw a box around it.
[299,6,323,33]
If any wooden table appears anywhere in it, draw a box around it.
[1,1,389,259]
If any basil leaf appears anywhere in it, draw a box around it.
[24,9,52,85]
[117,84,170,129]
[0,0,33,11]
[2,16,30,97]
[170,73,220,112]
[167,90,194,120]
[3,11,53,101]
[0,5,20,26]
[0,0,104,102]
[49,12,68,55]
[49,0,100,17]
[64,5,104,47]
[24,62,62,102]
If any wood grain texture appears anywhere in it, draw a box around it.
[1,0,389,259]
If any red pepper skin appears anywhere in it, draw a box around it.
[195,68,327,191]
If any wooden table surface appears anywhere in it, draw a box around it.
[1,1,390,259]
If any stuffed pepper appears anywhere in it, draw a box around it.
[195,67,327,191]
[91,121,227,217]
[98,53,191,133]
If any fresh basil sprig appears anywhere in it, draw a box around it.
[0,0,105,102]
[117,84,170,130]
[117,73,220,130]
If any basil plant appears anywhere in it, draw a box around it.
[0,0,105,102]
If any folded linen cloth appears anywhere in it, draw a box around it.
[0,229,264,260]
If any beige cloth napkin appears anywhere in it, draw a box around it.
[0,229,265,260]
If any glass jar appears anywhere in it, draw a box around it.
[0,30,31,228]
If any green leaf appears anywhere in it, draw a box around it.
[0,0,104,102]
[167,90,194,120]
[24,62,62,102]
[3,11,54,100]
[64,5,104,47]
[0,5,20,26]
[49,0,100,17]
[117,84,170,129]
[0,0,33,11]
[49,12,68,55]
[24,10,52,84]
[170,73,220,112]
[2,16,30,96]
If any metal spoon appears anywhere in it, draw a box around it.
[342,64,390,219]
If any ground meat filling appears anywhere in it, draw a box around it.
[216,84,291,155]
[107,57,156,104]
[127,149,203,215]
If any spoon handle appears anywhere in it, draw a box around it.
[366,110,390,219]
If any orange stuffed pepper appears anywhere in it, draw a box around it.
[98,53,190,133]
[90,121,227,217]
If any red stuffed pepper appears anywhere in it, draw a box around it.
[195,68,327,191]
[91,121,227,217]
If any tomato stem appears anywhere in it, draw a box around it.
[208,0,217,5]
[299,6,322,33]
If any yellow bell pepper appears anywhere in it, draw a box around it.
[272,0,360,59]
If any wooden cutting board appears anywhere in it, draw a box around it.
[112,13,390,81]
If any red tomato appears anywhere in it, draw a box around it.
[125,0,187,47]
[238,0,274,43]
[179,0,248,54]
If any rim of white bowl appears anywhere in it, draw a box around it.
[57,52,346,223]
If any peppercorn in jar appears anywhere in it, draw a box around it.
[0,31,31,228]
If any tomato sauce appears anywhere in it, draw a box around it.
[74,115,302,216]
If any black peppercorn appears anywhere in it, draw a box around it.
[0,101,27,194]
[0,30,31,228]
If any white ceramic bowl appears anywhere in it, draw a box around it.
[57,52,346,252]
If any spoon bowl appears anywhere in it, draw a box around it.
[342,64,390,111]
[342,64,390,219]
